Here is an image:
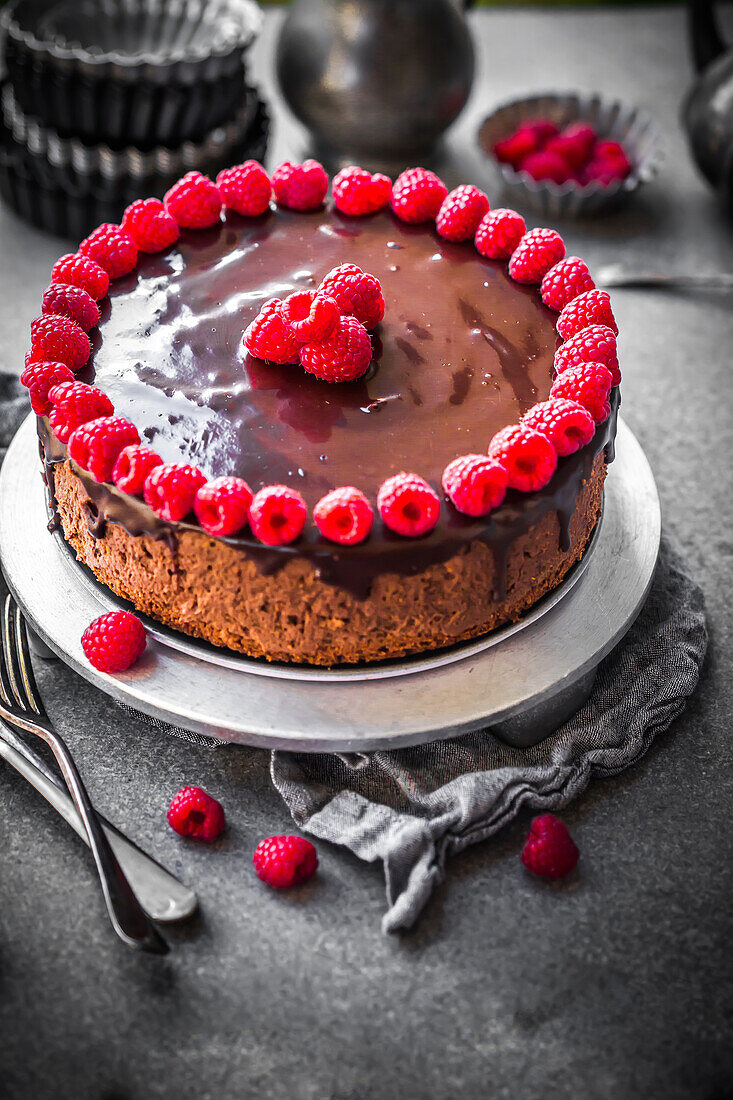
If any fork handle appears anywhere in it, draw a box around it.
[41,724,169,954]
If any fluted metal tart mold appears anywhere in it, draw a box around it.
[478,91,664,218]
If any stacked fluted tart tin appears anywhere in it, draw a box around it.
[0,0,268,236]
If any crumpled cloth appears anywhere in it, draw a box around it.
[0,373,708,933]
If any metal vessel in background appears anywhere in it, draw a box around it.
[275,0,475,172]
[683,0,733,205]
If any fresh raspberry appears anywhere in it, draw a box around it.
[121,198,179,253]
[508,228,565,285]
[442,454,508,517]
[143,462,207,521]
[281,290,340,343]
[194,475,253,537]
[48,381,114,443]
[78,223,138,279]
[595,140,632,168]
[249,485,307,545]
[51,252,109,300]
[436,185,490,242]
[164,171,222,229]
[112,445,163,495]
[390,167,448,224]
[300,315,373,383]
[582,157,631,187]
[524,119,560,144]
[68,416,140,482]
[521,814,579,879]
[314,486,373,545]
[167,786,225,842]
[318,264,384,330]
[377,473,440,537]
[20,361,74,415]
[493,127,541,169]
[550,361,613,423]
[332,166,392,216]
[271,159,328,212]
[334,166,392,215]
[29,314,90,372]
[253,835,318,889]
[474,208,526,261]
[244,299,301,365]
[216,160,272,217]
[555,324,620,386]
[545,123,597,170]
[81,610,147,674]
[540,257,595,312]
[520,150,571,185]
[41,283,100,332]
[487,424,557,492]
[521,398,595,457]
[557,289,617,341]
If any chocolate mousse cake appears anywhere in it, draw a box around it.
[24,163,620,665]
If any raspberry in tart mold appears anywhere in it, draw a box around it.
[29,160,620,666]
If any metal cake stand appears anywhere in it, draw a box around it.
[0,415,660,752]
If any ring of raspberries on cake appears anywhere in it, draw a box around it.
[24,160,621,666]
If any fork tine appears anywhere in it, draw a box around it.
[3,596,29,712]
[13,602,44,717]
[0,597,18,709]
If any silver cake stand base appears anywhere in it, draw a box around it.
[0,416,660,752]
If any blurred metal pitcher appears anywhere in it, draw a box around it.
[275,0,475,171]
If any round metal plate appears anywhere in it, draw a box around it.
[0,416,660,752]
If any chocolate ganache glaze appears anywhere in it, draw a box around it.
[42,204,619,600]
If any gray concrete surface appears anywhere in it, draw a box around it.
[1,7,732,1099]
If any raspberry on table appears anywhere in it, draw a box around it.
[545,122,597,170]
[249,485,307,545]
[216,160,272,217]
[244,299,301,365]
[281,290,340,343]
[20,361,74,415]
[521,814,579,879]
[48,381,114,443]
[390,167,448,224]
[508,228,566,285]
[314,486,373,545]
[521,150,571,185]
[557,289,617,341]
[112,445,163,496]
[81,610,147,674]
[377,472,440,537]
[51,252,109,300]
[29,314,91,372]
[521,398,595,457]
[540,256,595,312]
[474,208,526,261]
[271,159,328,212]
[493,127,541,168]
[194,475,253,537]
[78,223,138,279]
[300,314,373,383]
[332,166,392,216]
[164,170,222,229]
[143,462,207,521]
[436,184,490,242]
[68,416,141,482]
[488,424,558,492]
[41,283,100,332]
[318,264,384,330]
[122,198,180,253]
[167,786,225,842]
[442,454,508,517]
[550,361,613,423]
[555,324,620,386]
[253,835,318,889]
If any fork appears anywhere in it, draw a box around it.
[0,595,168,954]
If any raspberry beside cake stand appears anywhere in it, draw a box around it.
[0,415,660,752]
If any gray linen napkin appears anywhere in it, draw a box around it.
[271,536,707,932]
[0,377,708,933]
